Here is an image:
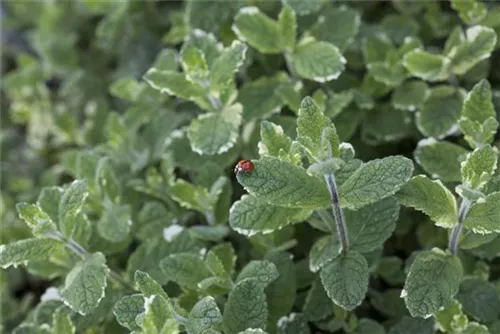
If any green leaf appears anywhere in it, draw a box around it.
[450,26,497,75]
[297,96,339,159]
[16,203,57,236]
[309,235,340,272]
[277,313,310,334]
[362,34,394,65]
[134,270,169,300]
[391,80,430,111]
[303,277,334,321]
[461,145,498,190]
[265,251,296,325]
[160,253,212,289]
[451,0,487,25]
[236,156,330,209]
[414,138,468,182]
[282,0,322,15]
[463,192,500,233]
[340,156,414,210]
[388,317,434,334]
[346,197,400,252]
[113,294,144,332]
[58,180,88,238]
[292,40,345,82]
[37,186,63,223]
[52,307,75,334]
[229,195,303,236]
[462,323,489,334]
[184,29,222,68]
[223,279,268,334]
[397,175,458,228]
[462,79,497,124]
[457,277,500,323]
[459,116,499,149]
[402,248,463,318]
[232,7,280,54]
[0,238,61,269]
[169,179,214,213]
[352,318,386,334]
[95,157,120,204]
[209,40,247,91]
[151,48,179,72]
[187,103,243,155]
[238,74,286,120]
[186,296,222,334]
[320,251,369,311]
[139,294,173,333]
[367,62,407,87]
[236,260,279,288]
[180,44,208,83]
[278,5,296,52]
[259,121,293,158]
[97,204,131,243]
[403,49,450,82]
[60,252,109,316]
[416,86,464,138]
[308,6,360,52]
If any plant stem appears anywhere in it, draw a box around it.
[324,173,349,254]
[448,198,472,255]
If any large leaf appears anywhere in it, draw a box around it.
[232,7,280,54]
[0,238,61,269]
[292,40,345,82]
[450,26,497,75]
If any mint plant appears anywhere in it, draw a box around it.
[2,1,500,334]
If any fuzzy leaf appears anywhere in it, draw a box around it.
[320,251,369,311]
[391,80,429,111]
[236,260,279,288]
[134,270,169,300]
[403,249,463,318]
[462,79,496,124]
[265,252,296,324]
[187,103,242,155]
[169,179,214,212]
[58,180,88,238]
[293,40,345,82]
[457,278,500,323]
[236,156,330,209]
[229,195,302,236]
[303,277,334,321]
[113,294,144,332]
[414,139,468,182]
[463,192,500,233]
[186,296,222,334]
[37,186,63,223]
[223,279,268,334]
[15,203,57,236]
[397,175,458,228]
[60,252,109,316]
[232,7,280,54]
[340,156,414,210]
[461,145,497,190]
[450,26,497,75]
[238,74,286,120]
[278,5,296,52]
[52,307,75,334]
[209,40,247,91]
[97,204,131,243]
[403,49,450,82]
[259,121,293,158]
[0,238,61,269]
[180,44,208,83]
[451,0,487,25]
[160,253,212,289]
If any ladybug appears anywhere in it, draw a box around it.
[234,160,254,174]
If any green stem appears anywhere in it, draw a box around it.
[448,198,472,255]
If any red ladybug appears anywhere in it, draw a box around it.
[234,160,254,174]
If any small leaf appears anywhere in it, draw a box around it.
[450,26,497,75]
[403,248,463,318]
[403,49,450,82]
[187,103,243,155]
[320,251,369,311]
[169,179,214,213]
[232,7,280,54]
[282,0,322,15]
[236,260,279,288]
[229,195,302,236]
[461,145,497,190]
[223,279,268,334]
[58,180,89,238]
[388,316,434,334]
[462,79,496,124]
[397,175,458,228]
[209,40,247,91]
[391,80,430,111]
[238,74,286,120]
[236,156,330,209]
[113,294,144,332]
[139,294,173,333]
[277,313,310,334]
[60,252,109,315]
[308,6,360,52]
[352,318,386,334]
[415,138,468,182]
[303,277,334,321]
[0,238,61,269]
[451,0,487,25]
[134,270,169,300]
[180,44,209,83]
[97,204,132,243]
[186,296,222,334]
[463,192,500,234]
[184,30,222,68]
[340,156,414,210]
[37,186,63,223]
[309,235,340,272]
[16,203,57,236]
[259,121,293,158]
[52,306,75,334]
[293,40,345,82]
[160,253,212,289]
[278,5,296,52]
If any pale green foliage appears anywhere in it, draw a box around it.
[463,192,500,233]
[461,145,498,190]
[451,0,487,25]
[278,5,296,52]
[236,260,279,287]
[397,175,458,228]
[403,249,463,318]
[403,49,450,82]
[320,251,369,311]
[52,307,75,334]
[232,7,280,54]
[60,253,109,315]
[292,39,345,82]
[186,297,222,334]
[113,294,144,331]
[0,238,61,269]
